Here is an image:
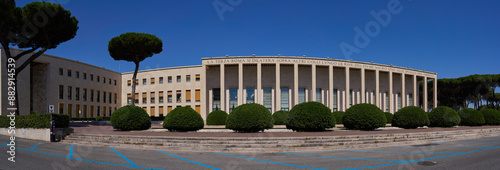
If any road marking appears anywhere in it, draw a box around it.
[215,152,329,170]
[29,142,43,151]
[157,150,221,170]
[110,147,138,167]
[1,139,21,146]
[340,149,461,154]
[68,144,74,158]
[280,152,406,162]
[343,145,500,169]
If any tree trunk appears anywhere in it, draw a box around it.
[130,62,140,106]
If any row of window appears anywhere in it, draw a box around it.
[127,89,201,105]
[59,103,116,117]
[141,105,201,117]
[59,68,117,86]
[127,74,201,86]
[59,85,118,104]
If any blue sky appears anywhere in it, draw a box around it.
[16,0,500,79]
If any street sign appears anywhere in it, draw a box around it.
[48,105,55,113]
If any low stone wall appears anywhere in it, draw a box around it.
[0,128,50,142]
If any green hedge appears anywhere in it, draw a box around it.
[226,103,273,132]
[272,110,289,125]
[343,104,386,130]
[384,112,393,124]
[332,111,345,124]
[481,109,500,125]
[110,105,151,131]
[206,110,229,125]
[286,102,335,131]
[0,114,69,128]
[458,108,485,126]
[163,107,204,131]
[392,106,429,129]
[429,106,461,127]
[95,116,110,121]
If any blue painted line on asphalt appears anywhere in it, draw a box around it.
[280,152,406,162]
[340,149,461,154]
[1,139,21,146]
[29,142,42,151]
[215,152,329,170]
[110,147,138,167]
[344,145,500,170]
[0,142,166,170]
[68,144,74,158]
[157,150,221,170]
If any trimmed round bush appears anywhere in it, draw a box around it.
[343,104,386,130]
[384,112,393,124]
[332,111,345,124]
[163,107,204,131]
[273,110,290,125]
[111,105,151,131]
[458,108,485,126]
[392,106,430,129]
[481,109,500,125]
[206,110,228,125]
[286,102,335,131]
[226,103,273,132]
[429,106,461,127]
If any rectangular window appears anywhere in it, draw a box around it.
[159,106,164,117]
[134,93,139,104]
[385,92,389,112]
[103,91,106,103]
[59,103,64,114]
[142,92,147,104]
[75,87,80,101]
[246,88,255,104]
[59,85,64,99]
[213,88,220,111]
[150,107,155,117]
[103,107,106,117]
[97,76,100,82]
[76,104,80,117]
[373,91,376,104]
[83,88,87,101]
[186,90,191,102]
[59,68,63,75]
[159,77,164,84]
[186,75,191,82]
[159,91,164,104]
[409,94,413,106]
[167,106,172,114]
[195,89,201,102]
[151,78,155,84]
[109,107,112,116]
[195,105,201,114]
[68,70,72,77]
[150,92,155,104]
[143,78,146,85]
[109,78,111,84]
[76,71,79,78]
[316,88,321,102]
[127,80,131,86]
[177,76,181,82]
[90,106,94,117]
[176,90,182,102]
[90,89,94,102]
[68,104,72,117]
[168,76,172,83]
[350,90,353,106]
[97,106,100,116]
[97,91,100,102]
[281,88,289,111]
[83,73,86,79]
[68,86,72,100]
[127,93,132,104]
[263,88,272,112]
[90,74,94,81]
[135,79,138,85]
[298,88,305,104]
[195,74,200,81]
[109,93,112,104]
[114,80,117,86]
[229,88,238,112]
[83,105,87,117]
[333,89,338,111]
[114,93,117,104]
[398,93,402,110]
[103,77,106,84]
[167,91,172,103]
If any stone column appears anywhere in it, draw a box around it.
[257,63,262,104]
[294,63,299,106]
[276,63,281,112]
[238,63,243,106]
[423,76,428,112]
[361,68,365,103]
[345,67,350,110]
[311,64,316,102]
[220,64,225,112]
[413,74,417,106]
[433,77,437,109]
[401,73,405,108]
[375,70,380,108]
[389,71,393,113]
[329,65,334,109]
[202,64,207,120]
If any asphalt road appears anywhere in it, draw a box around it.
[1,135,500,170]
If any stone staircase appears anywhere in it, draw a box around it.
[61,128,500,152]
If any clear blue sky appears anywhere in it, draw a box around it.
[16,0,499,79]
